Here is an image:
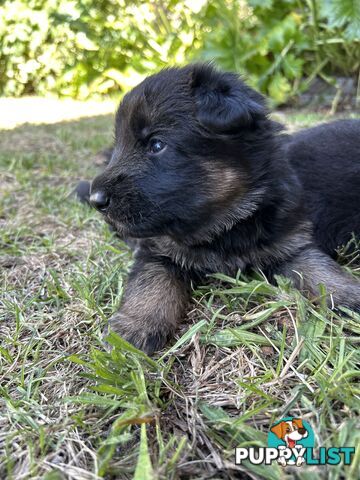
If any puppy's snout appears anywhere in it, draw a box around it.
[89,190,110,212]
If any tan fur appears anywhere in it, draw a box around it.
[109,259,190,353]
[205,164,246,202]
[279,247,360,309]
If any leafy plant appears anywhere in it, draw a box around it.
[0,1,359,103]
[195,0,360,103]
[0,0,198,98]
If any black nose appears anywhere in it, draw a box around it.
[89,190,110,211]
[298,428,306,435]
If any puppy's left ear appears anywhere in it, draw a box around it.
[270,422,285,439]
[292,418,304,429]
[190,63,266,133]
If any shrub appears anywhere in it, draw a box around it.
[0,0,359,103]
[196,0,360,103]
[0,0,198,98]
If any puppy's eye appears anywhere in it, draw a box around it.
[148,138,166,154]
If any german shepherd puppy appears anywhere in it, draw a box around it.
[84,64,360,354]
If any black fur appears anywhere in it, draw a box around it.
[286,120,360,255]
[79,64,360,354]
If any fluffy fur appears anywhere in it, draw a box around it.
[83,64,360,354]
[286,120,360,256]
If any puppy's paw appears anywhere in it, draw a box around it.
[105,312,168,355]
[296,457,305,467]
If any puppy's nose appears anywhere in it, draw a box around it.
[298,428,306,435]
[89,190,110,212]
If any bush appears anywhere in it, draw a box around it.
[197,0,360,103]
[0,0,359,103]
[0,0,198,98]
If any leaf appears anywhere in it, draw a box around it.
[282,54,303,79]
[268,73,291,104]
[199,403,282,480]
[210,280,278,297]
[64,394,122,408]
[322,0,360,40]
[134,423,156,480]
[248,0,273,9]
[199,403,231,424]
[104,331,158,369]
[299,309,327,341]
[66,354,90,366]
[158,319,208,361]
[43,471,64,480]
[202,328,278,347]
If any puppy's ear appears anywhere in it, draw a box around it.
[190,63,266,133]
[292,418,304,429]
[270,422,285,439]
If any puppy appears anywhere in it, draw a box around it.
[87,64,360,354]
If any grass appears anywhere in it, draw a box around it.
[0,100,359,480]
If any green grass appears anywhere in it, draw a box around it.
[0,103,359,480]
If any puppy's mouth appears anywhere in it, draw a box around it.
[286,438,296,448]
[103,209,163,239]
[103,212,132,234]
[98,197,145,232]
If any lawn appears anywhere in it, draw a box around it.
[0,99,359,480]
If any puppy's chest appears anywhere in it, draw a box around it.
[148,226,312,275]
[164,241,247,274]
[149,237,251,274]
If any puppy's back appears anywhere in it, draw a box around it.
[286,119,360,256]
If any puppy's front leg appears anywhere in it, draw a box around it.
[109,252,191,354]
[276,246,360,311]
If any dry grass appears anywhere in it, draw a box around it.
[0,101,359,480]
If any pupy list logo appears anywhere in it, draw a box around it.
[235,416,355,467]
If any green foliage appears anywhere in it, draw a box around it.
[196,0,360,103]
[322,0,360,40]
[0,0,359,103]
[0,0,198,98]
[67,331,190,477]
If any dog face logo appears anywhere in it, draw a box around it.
[268,417,314,466]
[271,418,308,449]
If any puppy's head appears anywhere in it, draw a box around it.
[90,64,270,241]
[271,419,308,446]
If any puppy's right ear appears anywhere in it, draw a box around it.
[189,63,266,133]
